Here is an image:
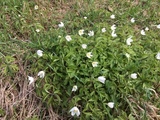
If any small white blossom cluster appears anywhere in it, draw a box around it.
[34,5,38,10]
[28,71,45,85]
[58,22,64,28]
[65,35,72,41]
[28,50,46,85]
[110,14,115,19]
[131,18,135,23]
[110,14,117,37]
[111,24,117,37]
[101,28,106,33]
[88,30,94,36]
[126,36,133,46]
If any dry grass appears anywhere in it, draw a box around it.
[0,55,60,120]
[128,95,160,120]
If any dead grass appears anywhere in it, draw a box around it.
[0,55,60,120]
[128,92,160,120]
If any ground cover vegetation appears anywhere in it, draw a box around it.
[0,0,160,120]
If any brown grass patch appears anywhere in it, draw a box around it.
[128,93,160,120]
[0,55,60,120]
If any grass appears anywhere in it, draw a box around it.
[0,0,160,119]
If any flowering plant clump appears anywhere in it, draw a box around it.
[29,9,160,119]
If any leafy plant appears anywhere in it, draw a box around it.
[28,8,160,119]
[0,55,18,76]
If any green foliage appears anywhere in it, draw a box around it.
[1,0,159,119]
[29,7,160,119]
[26,116,39,120]
[0,108,5,117]
[0,55,18,76]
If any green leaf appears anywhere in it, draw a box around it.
[128,114,136,120]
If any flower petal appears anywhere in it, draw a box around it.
[107,102,114,108]
[98,76,106,84]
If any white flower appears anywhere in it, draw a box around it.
[157,24,160,29]
[130,18,135,23]
[34,5,38,10]
[111,24,116,30]
[86,52,93,58]
[101,28,106,33]
[78,29,84,36]
[111,30,117,37]
[125,53,130,58]
[145,27,149,31]
[92,62,98,67]
[107,102,114,108]
[84,16,87,19]
[58,22,64,28]
[131,73,137,79]
[140,30,146,35]
[37,50,43,57]
[126,36,133,46]
[58,35,61,38]
[156,52,160,60]
[81,44,87,49]
[88,31,94,36]
[98,76,106,84]
[110,14,115,19]
[36,29,40,32]
[38,71,45,78]
[72,85,78,92]
[65,35,72,41]
[69,106,80,117]
[28,76,34,85]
